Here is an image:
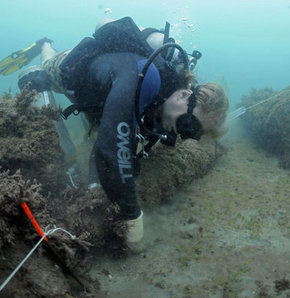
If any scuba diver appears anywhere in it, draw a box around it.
[6,17,229,244]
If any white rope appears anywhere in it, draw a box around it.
[0,227,75,292]
[227,91,283,122]
[227,106,247,122]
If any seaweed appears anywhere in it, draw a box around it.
[0,168,50,249]
[0,86,67,195]
[239,86,290,169]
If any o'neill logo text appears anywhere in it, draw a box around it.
[117,122,133,183]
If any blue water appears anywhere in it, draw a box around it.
[1,0,290,110]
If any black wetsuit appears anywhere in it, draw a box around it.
[17,16,182,220]
[81,52,161,220]
[58,17,182,220]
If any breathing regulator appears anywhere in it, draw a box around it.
[135,40,203,148]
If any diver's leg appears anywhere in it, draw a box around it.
[41,42,57,64]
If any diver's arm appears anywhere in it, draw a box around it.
[92,56,141,220]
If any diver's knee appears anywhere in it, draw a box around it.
[41,42,56,65]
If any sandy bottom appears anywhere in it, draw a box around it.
[88,124,290,297]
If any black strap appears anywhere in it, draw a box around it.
[61,104,80,120]
[163,22,170,44]
[187,95,196,114]
[161,22,176,61]
[187,85,200,114]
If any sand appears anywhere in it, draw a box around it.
[87,122,290,297]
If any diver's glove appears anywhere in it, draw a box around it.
[125,210,144,243]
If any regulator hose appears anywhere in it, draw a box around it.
[135,43,189,140]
